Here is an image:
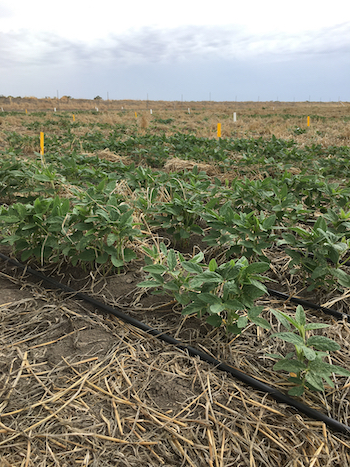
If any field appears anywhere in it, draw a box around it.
[1,98,350,466]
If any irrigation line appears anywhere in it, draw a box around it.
[0,252,349,436]
[267,288,349,321]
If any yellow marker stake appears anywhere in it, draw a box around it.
[217,123,221,138]
[307,116,310,127]
[135,112,137,118]
[72,114,75,122]
[25,109,27,114]
[40,132,44,155]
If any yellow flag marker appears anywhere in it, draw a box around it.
[307,116,310,127]
[72,114,75,122]
[217,123,222,138]
[40,132,44,155]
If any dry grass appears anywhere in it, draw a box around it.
[1,290,350,467]
[1,98,350,149]
[0,252,350,466]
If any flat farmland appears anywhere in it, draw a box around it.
[1,99,350,466]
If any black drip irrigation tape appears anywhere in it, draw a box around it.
[0,252,350,436]
[267,288,349,321]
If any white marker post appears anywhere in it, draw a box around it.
[150,109,152,114]
[188,108,190,114]
[233,112,237,122]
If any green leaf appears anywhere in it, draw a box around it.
[305,373,324,392]
[206,314,222,327]
[197,293,222,305]
[96,252,109,264]
[167,249,177,271]
[288,386,305,396]
[163,281,180,291]
[269,309,291,330]
[245,262,270,275]
[295,305,306,327]
[247,306,264,319]
[237,316,248,328]
[79,249,96,262]
[208,258,218,272]
[306,336,341,351]
[304,323,330,331]
[209,303,225,314]
[249,316,271,330]
[111,256,124,268]
[271,332,304,347]
[143,264,167,274]
[137,280,160,288]
[262,214,276,230]
[123,248,136,262]
[332,269,350,288]
[182,262,203,274]
[273,359,307,373]
[182,302,204,316]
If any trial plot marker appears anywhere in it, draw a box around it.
[40,132,44,155]
[233,112,236,122]
[307,116,310,127]
[72,114,75,122]
[217,123,221,138]
[135,112,137,118]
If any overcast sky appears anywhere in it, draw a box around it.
[1,0,349,101]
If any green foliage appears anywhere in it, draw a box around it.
[0,182,140,269]
[279,215,350,290]
[138,244,271,334]
[269,306,350,395]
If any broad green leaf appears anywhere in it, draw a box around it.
[208,258,218,272]
[305,373,324,392]
[304,323,330,331]
[111,256,124,268]
[245,262,270,275]
[182,262,203,274]
[182,302,203,316]
[163,281,180,291]
[167,249,177,271]
[107,233,119,246]
[273,359,307,373]
[288,386,305,396]
[197,293,222,305]
[96,252,109,264]
[269,309,291,330]
[247,306,264,319]
[249,316,271,330]
[306,336,340,351]
[295,305,306,327]
[143,264,167,274]
[123,248,136,262]
[192,251,204,263]
[206,314,222,327]
[332,269,350,288]
[271,332,304,347]
[79,249,96,262]
[237,316,248,328]
[210,303,225,314]
[137,280,160,288]
[225,299,245,311]
[262,214,276,230]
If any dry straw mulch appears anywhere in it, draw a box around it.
[1,273,350,466]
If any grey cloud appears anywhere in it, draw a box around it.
[1,22,349,71]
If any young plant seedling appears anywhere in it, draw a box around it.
[269,305,350,396]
